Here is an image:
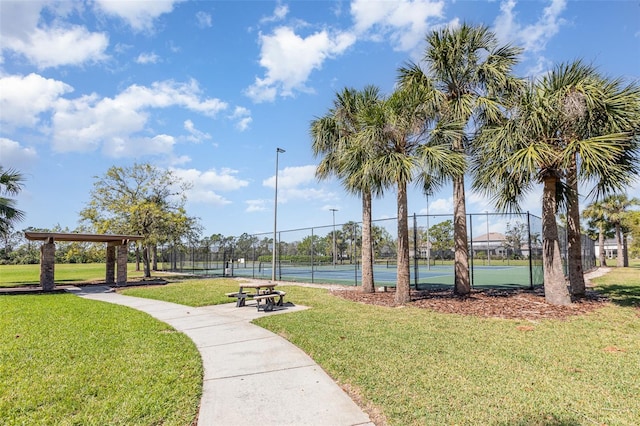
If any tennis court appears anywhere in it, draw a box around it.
[157,211,557,290]
[229,261,542,289]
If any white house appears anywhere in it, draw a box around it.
[594,238,619,260]
[471,232,507,258]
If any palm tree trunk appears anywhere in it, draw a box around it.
[566,157,585,296]
[615,224,623,267]
[542,177,571,305]
[598,225,606,267]
[453,174,470,295]
[395,182,411,304]
[361,191,375,293]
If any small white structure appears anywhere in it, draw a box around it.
[471,232,506,258]
[594,238,619,260]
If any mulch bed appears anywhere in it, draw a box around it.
[331,287,610,320]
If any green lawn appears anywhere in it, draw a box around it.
[2,263,639,425]
[120,277,241,306]
[127,267,640,426]
[254,285,639,425]
[0,263,147,287]
[0,293,202,425]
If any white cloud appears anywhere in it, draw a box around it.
[172,167,250,206]
[524,55,554,79]
[2,25,108,69]
[260,3,289,24]
[281,187,335,202]
[175,167,250,192]
[168,154,192,166]
[350,0,444,52]
[93,0,184,32]
[236,117,253,132]
[196,11,212,28]
[525,187,545,213]
[114,42,133,54]
[136,52,160,64]
[262,165,334,203]
[51,79,228,153]
[418,196,453,215]
[263,165,317,189]
[13,26,108,69]
[0,73,73,128]
[0,73,232,159]
[0,138,38,170]
[229,106,252,131]
[102,134,176,158]
[0,1,108,69]
[0,0,47,40]
[183,119,211,143]
[466,191,494,213]
[246,199,268,212]
[245,27,356,102]
[493,0,568,53]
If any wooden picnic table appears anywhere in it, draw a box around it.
[226,282,286,310]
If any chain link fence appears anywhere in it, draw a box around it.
[158,212,595,289]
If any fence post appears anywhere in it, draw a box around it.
[527,212,534,289]
[231,246,235,277]
[469,213,474,289]
[413,213,418,289]
[278,231,282,281]
[252,243,256,278]
[311,228,315,283]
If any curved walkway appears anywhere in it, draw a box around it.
[69,286,373,426]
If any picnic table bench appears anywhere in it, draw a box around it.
[253,290,286,311]
[227,282,286,311]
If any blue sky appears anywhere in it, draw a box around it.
[1,0,639,239]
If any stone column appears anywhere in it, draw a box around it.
[105,244,116,284]
[40,239,55,291]
[116,242,129,286]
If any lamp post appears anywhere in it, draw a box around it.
[330,208,338,267]
[272,148,285,281]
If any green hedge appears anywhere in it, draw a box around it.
[256,255,332,264]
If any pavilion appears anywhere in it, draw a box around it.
[24,232,144,291]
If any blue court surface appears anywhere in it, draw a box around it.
[227,262,541,289]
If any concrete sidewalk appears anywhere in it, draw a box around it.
[68,286,374,426]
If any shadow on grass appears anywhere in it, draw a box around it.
[591,264,640,308]
[595,284,640,307]
[498,415,581,426]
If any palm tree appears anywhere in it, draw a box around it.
[311,86,383,293]
[473,63,640,305]
[601,194,640,267]
[582,200,610,267]
[398,23,523,295]
[0,167,26,238]
[541,60,640,296]
[362,87,465,304]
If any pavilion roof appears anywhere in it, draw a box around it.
[24,232,143,243]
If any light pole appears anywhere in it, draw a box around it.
[272,147,285,281]
[330,208,338,267]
